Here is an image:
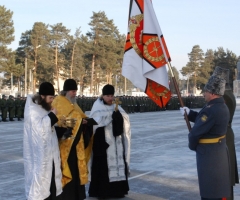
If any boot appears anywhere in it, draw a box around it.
[10,118,15,121]
[2,119,8,122]
[18,118,22,121]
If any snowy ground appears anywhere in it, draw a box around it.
[1,106,240,200]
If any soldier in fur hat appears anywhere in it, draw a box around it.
[213,66,239,200]
[180,67,231,200]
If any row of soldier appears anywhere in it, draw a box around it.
[0,95,26,122]
[0,94,205,122]
[77,95,166,113]
[77,95,206,113]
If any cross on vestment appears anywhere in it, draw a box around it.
[113,97,122,111]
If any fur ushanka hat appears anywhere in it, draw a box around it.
[212,66,231,90]
[204,76,226,96]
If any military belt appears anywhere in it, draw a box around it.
[199,135,226,144]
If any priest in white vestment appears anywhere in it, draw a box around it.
[23,82,62,200]
[88,84,131,199]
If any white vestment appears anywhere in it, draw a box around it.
[89,98,131,182]
[23,95,62,200]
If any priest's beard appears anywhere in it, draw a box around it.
[40,98,52,111]
[33,95,52,111]
[66,93,76,104]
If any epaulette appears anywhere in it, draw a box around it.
[206,104,213,108]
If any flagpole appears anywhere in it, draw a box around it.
[167,62,192,131]
[128,0,133,21]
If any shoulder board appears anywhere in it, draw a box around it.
[206,104,213,108]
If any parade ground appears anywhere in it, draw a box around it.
[1,106,240,200]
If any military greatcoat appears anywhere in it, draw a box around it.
[223,90,239,186]
[188,97,231,199]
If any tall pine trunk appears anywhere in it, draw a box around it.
[90,54,95,94]
[55,44,60,93]
[70,42,76,78]
[17,77,20,92]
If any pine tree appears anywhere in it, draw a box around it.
[31,22,53,90]
[50,23,70,93]
[197,49,214,90]
[213,47,238,88]
[86,11,125,95]
[62,28,85,80]
[0,5,14,73]
[18,22,52,93]
[181,45,205,94]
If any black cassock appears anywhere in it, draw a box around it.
[88,110,129,198]
[55,123,92,200]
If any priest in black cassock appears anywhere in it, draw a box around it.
[88,84,131,199]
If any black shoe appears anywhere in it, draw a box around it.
[2,119,8,122]
[10,118,15,121]
[18,118,22,121]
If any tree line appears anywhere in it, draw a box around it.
[0,6,130,95]
[1,5,239,96]
[179,45,239,94]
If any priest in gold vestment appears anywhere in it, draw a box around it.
[52,79,92,200]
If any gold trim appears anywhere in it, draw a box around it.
[129,14,144,58]
[144,36,165,62]
[148,81,169,99]
[199,135,226,144]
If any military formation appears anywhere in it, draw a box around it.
[76,95,205,113]
[0,95,26,122]
[0,94,205,122]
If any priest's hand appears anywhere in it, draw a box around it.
[112,110,124,137]
[82,119,87,124]
[112,110,122,120]
[62,128,73,140]
[180,107,190,116]
[51,108,57,115]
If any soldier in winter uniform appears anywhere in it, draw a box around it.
[1,95,9,122]
[180,66,231,200]
[0,95,2,122]
[213,67,239,200]
[15,95,22,121]
[21,97,26,118]
[7,95,15,121]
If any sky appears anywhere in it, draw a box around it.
[1,0,240,73]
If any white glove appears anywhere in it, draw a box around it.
[180,107,190,116]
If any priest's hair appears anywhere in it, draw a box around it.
[60,90,76,104]
[60,90,67,96]
[32,94,51,111]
